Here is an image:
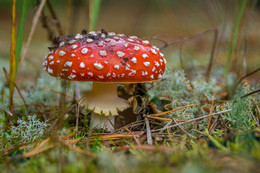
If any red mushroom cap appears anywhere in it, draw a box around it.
[43,29,166,82]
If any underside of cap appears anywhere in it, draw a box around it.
[78,83,129,116]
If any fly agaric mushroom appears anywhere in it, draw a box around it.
[43,29,166,131]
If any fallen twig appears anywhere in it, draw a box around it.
[151,109,232,132]
[145,117,153,145]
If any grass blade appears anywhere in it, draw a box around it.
[225,0,248,80]
[89,0,102,31]
[15,0,29,71]
[9,0,16,111]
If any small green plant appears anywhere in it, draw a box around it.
[3,115,48,143]
[148,69,220,130]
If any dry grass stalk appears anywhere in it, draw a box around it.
[148,104,195,117]
[19,0,47,72]
[207,94,215,130]
[151,109,232,132]
[125,128,141,145]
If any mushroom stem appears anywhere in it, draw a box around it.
[79,83,129,131]
[90,112,115,131]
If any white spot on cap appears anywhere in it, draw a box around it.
[71,45,78,49]
[69,40,76,44]
[151,48,157,54]
[80,73,85,76]
[159,59,163,63]
[144,62,150,67]
[62,69,69,71]
[121,74,125,77]
[130,57,137,63]
[71,54,76,57]
[59,42,65,47]
[94,62,104,70]
[142,54,149,59]
[81,48,88,54]
[112,73,116,77]
[98,75,104,79]
[155,61,160,67]
[128,70,136,76]
[160,53,164,57]
[142,40,149,44]
[48,55,54,60]
[87,38,93,43]
[49,61,55,65]
[90,54,94,58]
[57,60,60,63]
[42,60,47,66]
[48,68,53,74]
[114,65,120,70]
[117,51,125,58]
[79,62,85,68]
[130,36,137,39]
[104,61,108,64]
[118,34,124,37]
[105,38,111,42]
[153,46,159,51]
[100,50,107,56]
[158,74,162,79]
[142,71,148,76]
[152,67,156,72]
[124,43,128,47]
[128,38,134,42]
[75,34,83,39]
[134,46,140,51]
[98,42,103,47]
[59,51,66,56]
[107,72,111,77]
[163,58,167,64]
[100,34,106,38]
[150,75,154,79]
[111,43,116,46]
[125,66,130,71]
[68,74,76,79]
[89,31,96,35]
[88,72,93,76]
[108,32,116,36]
[114,36,120,40]
[64,61,72,67]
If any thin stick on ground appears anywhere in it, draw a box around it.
[145,117,153,145]
[173,119,195,138]
[125,128,141,146]
[151,109,232,132]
